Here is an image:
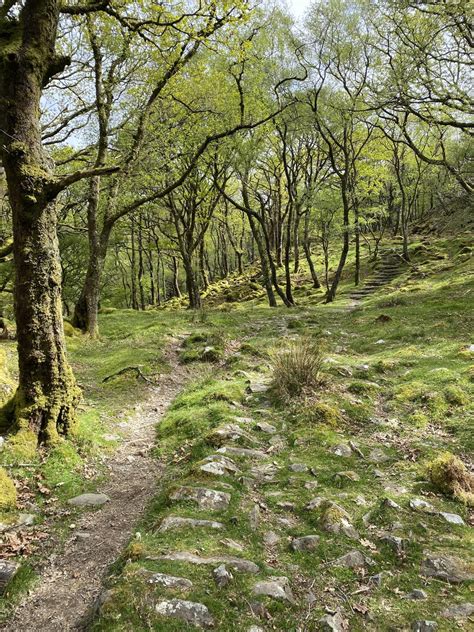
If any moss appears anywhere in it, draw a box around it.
[348,380,379,395]
[444,384,468,406]
[3,430,37,461]
[0,467,17,510]
[408,411,429,428]
[63,321,81,338]
[297,401,341,427]
[426,452,474,506]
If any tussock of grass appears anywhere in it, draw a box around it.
[271,338,324,400]
[426,452,474,506]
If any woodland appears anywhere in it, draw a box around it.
[0,1,472,631]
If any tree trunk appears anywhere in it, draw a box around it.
[247,214,277,307]
[183,257,201,309]
[303,212,321,289]
[172,256,181,297]
[0,0,80,442]
[326,186,350,303]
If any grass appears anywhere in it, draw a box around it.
[1,234,473,630]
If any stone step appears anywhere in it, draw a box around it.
[147,551,260,574]
[170,486,231,511]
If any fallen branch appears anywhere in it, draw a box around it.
[102,366,156,384]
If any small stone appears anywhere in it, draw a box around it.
[250,504,260,531]
[409,498,434,512]
[382,498,401,510]
[438,512,465,526]
[234,416,253,424]
[289,463,308,473]
[304,481,318,491]
[369,572,385,587]
[368,448,390,463]
[380,534,406,556]
[375,339,385,344]
[411,621,437,632]
[331,443,352,457]
[247,382,269,394]
[0,560,19,595]
[421,553,474,584]
[305,496,325,510]
[373,469,384,478]
[334,550,368,570]
[68,493,109,507]
[291,535,320,552]
[217,446,266,459]
[208,424,256,447]
[405,589,427,600]
[158,516,224,532]
[170,486,231,511]
[247,627,265,632]
[349,441,364,458]
[16,513,35,527]
[252,576,295,604]
[441,603,474,619]
[276,501,296,511]
[264,531,280,546]
[334,470,360,483]
[320,501,358,539]
[155,599,214,628]
[213,564,233,588]
[355,495,368,506]
[141,571,193,590]
[149,551,259,574]
[200,455,241,477]
[319,611,347,632]
[76,532,91,541]
[256,421,276,434]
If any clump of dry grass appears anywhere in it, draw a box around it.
[271,338,324,401]
[426,452,474,506]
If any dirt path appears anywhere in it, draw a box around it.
[3,342,190,632]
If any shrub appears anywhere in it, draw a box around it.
[271,338,324,400]
[426,452,474,506]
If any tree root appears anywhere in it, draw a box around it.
[102,366,157,384]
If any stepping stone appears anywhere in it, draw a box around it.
[140,570,193,590]
[255,421,276,434]
[334,549,370,570]
[217,446,266,459]
[441,603,474,619]
[289,463,308,473]
[421,553,474,584]
[155,599,214,629]
[158,516,224,532]
[438,512,465,526]
[409,498,435,512]
[331,443,353,457]
[199,454,241,477]
[213,564,233,588]
[148,551,259,573]
[264,531,281,546]
[68,493,109,507]
[319,611,347,632]
[291,535,320,552]
[0,560,19,595]
[411,622,437,632]
[252,576,295,604]
[170,487,230,511]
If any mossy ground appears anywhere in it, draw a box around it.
[1,234,473,630]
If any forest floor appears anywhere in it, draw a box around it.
[0,233,473,631]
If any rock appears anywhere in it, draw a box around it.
[289,463,308,473]
[251,463,279,481]
[373,469,384,478]
[369,572,385,587]
[380,534,406,556]
[220,538,244,552]
[17,513,35,527]
[158,516,224,532]
[141,571,193,590]
[149,552,259,574]
[334,550,368,570]
[368,448,390,463]
[291,535,320,552]
[234,416,254,424]
[276,501,296,511]
[409,498,434,513]
[349,441,364,458]
[252,576,295,604]
[405,589,427,600]
[247,382,269,394]
[264,531,280,546]
[200,454,241,477]
[217,446,266,459]
[375,339,385,345]
[304,481,318,491]
[382,498,401,510]
[68,493,109,507]
[250,504,260,531]
[170,486,231,511]
[411,621,437,632]
[0,560,19,595]
[213,564,233,588]
[334,470,360,484]
[320,501,358,539]
[421,553,474,584]
[306,496,325,510]
[208,423,256,447]
[155,599,214,628]
[438,512,465,526]
[247,627,265,632]
[256,421,276,434]
[331,443,352,457]
[355,495,368,506]
[319,611,347,632]
[441,603,474,619]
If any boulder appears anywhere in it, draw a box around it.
[155,599,214,629]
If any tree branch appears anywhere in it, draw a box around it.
[46,165,120,199]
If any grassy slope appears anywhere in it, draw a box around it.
[87,234,472,631]
[0,233,472,629]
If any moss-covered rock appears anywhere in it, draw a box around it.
[426,452,474,506]
[0,467,17,510]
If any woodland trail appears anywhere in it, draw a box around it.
[2,341,191,632]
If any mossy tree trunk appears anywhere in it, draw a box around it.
[0,0,80,443]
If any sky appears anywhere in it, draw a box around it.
[288,0,313,17]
